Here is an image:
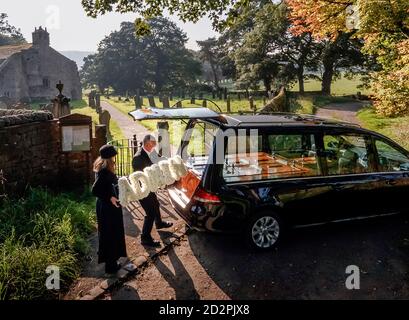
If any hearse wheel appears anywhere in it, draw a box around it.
[245,211,282,250]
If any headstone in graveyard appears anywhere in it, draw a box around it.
[99,109,112,140]
[95,93,101,113]
[88,91,96,108]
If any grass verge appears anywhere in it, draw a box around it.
[357,107,409,150]
[0,188,96,300]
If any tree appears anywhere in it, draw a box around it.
[197,38,222,90]
[81,0,252,35]
[0,13,26,46]
[287,0,409,115]
[223,2,323,93]
[81,18,201,94]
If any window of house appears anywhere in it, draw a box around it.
[323,134,372,175]
[375,139,409,172]
[43,78,50,88]
[223,133,320,183]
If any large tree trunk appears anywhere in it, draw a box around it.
[209,61,220,90]
[263,78,271,93]
[321,56,334,96]
[297,70,304,94]
[321,68,333,96]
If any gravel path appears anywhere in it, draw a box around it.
[101,101,149,140]
[315,101,367,125]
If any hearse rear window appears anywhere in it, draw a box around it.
[223,133,320,183]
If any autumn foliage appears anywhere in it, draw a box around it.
[287,0,409,117]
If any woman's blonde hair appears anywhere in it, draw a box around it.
[93,156,116,173]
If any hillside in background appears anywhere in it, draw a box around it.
[60,51,94,69]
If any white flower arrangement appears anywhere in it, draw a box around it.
[118,155,188,207]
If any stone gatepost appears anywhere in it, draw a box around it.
[51,81,71,119]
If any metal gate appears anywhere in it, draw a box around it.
[108,135,140,177]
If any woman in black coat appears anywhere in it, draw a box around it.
[91,145,127,274]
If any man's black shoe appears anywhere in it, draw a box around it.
[105,262,121,274]
[156,221,174,230]
[141,238,161,247]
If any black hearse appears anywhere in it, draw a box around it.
[130,107,409,250]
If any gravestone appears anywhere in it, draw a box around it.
[95,94,102,113]
[88,91,96,108]
[99,110,111,140]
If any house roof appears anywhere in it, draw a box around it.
[0,43,32,60]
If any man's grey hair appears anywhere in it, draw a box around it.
[143,134,156,145]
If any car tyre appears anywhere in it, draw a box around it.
[245,211,283,251]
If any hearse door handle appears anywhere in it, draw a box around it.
[331,184,346,191]
[386,179,398,186]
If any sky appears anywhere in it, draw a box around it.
[2,0,218,52]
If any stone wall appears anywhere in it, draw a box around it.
[0,119,60,193]
[0,113,107,195]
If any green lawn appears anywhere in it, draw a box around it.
[357,107,409,150]
[290,74,372,96]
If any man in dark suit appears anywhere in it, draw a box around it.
[132,134,173,247]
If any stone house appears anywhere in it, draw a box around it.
[0,27,82,103]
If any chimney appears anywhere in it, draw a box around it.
[32,26,50,48]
